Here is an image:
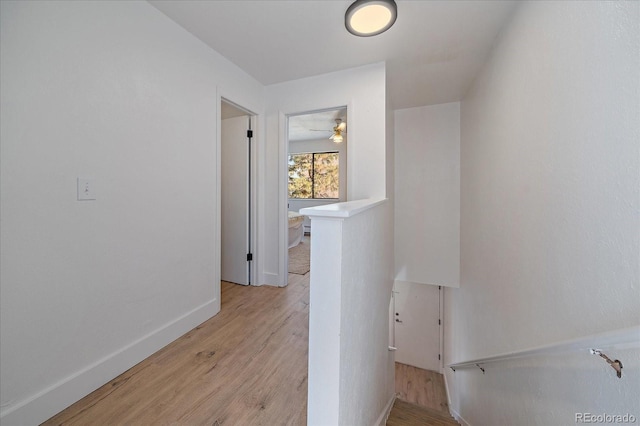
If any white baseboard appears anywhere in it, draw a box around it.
[375,394,396,426]
[450,407,471,426]
[0,299,218,426]
[261,272,280,286]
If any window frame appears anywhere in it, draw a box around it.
[288,151,340,200]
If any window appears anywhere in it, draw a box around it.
[288,152,339,199]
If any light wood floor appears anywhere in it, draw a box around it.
[43,273,310,425]
[394,362,450,414]
[387,399,459,426]
[389,363,458,425]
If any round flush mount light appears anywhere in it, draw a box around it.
[345,0,397,37]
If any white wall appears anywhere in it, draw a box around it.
[445,2,640,425]
[302,199,395,426]
[394,103,460,287]
[262,63,387,286]
[340,201,395,425]
[0,1,263,424]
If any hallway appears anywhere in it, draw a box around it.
[43,266,460,426]
[43,274,310,425]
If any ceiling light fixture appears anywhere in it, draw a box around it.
[330,119,346,143]
[345,0,397,37]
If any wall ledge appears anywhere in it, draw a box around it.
[300,197,387,218]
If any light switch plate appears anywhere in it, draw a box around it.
[77,178,96,201]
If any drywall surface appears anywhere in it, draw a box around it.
[445,1,640,425]
[0,1,263,424]
[263,63,387,286]
[394,103,460,287]
[445,345,640,426]
[386,80,396,205]
[302,200,395,426]
[339,200,394,425]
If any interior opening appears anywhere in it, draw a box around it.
[220,99,255,288]
[286,106,347,284]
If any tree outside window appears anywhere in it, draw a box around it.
[288,152,339,199]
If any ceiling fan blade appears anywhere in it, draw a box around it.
[337,122,346,131]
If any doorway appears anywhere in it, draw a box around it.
[285,107,347,284]
[391,281,443,372]
[221,99,254,286]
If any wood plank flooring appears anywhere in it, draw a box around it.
[389,363,458,425]
[387,399,459,426]
[394,362,450,414]
[43,273,310,425]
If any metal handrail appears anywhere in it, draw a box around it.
[447,325,640,379]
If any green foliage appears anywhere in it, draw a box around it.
[288,152,339,199]
[288,153,312,198]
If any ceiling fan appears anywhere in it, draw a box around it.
[311,119,347,143]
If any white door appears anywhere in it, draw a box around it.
[393,280,441,372]
[221,115,250,285]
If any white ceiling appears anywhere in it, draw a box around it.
[149,0,516,110]
[288,107,347,142]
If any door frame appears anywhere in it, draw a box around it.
[280,106,349,287]
[217,95,258,288]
